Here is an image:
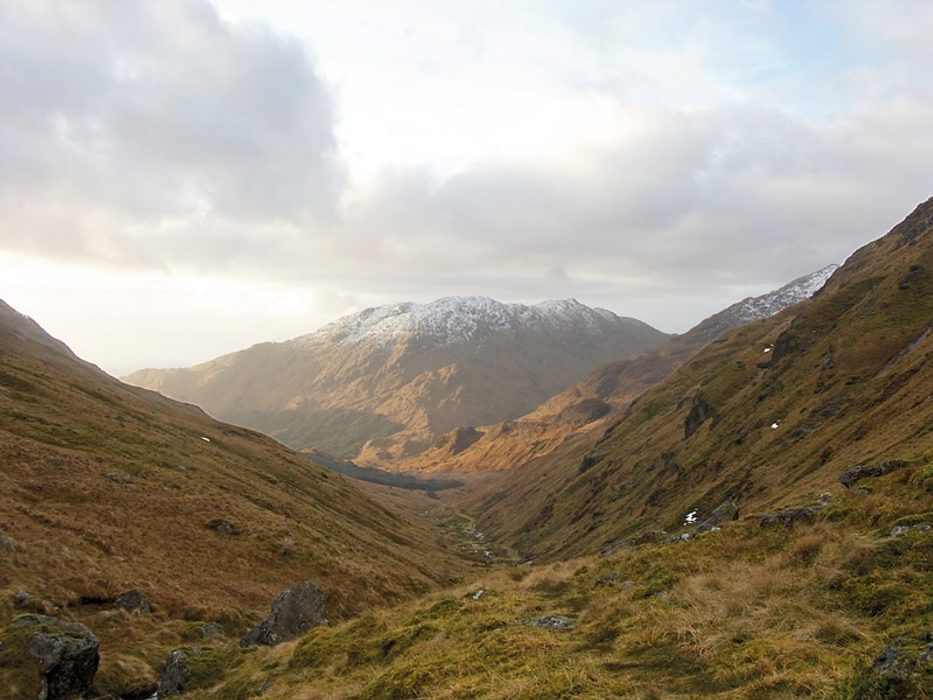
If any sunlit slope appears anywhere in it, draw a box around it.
[477,197,933,558]
[125,298,669,462]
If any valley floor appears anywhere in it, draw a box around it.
[182,460,933,698]
[7,460,924,700]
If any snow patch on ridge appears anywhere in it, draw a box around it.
[300,297,635,348]
[731,265,839,322]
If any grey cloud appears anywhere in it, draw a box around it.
[341,103,931,296]
[0,0,341,259]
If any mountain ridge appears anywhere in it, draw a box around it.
[395,264,841,473]
[125,297,670,459]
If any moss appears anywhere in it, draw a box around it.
[92,653,158,698]
[0,623,43,700]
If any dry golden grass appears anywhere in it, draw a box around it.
[164,463,931,699]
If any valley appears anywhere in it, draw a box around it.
[1,198,931,699]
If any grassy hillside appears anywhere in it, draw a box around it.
[473,197,933,560]
[0,301,475,696]
[121,463,931,698]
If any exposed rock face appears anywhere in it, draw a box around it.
[840,460,910,488]
[433,426,484,455]
[696,500,739,532]
[113,590,152,613]
[684,396,714,439]
[240,581,328,647]
[9,614,99,700]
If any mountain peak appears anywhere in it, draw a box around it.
[308,296,642,348]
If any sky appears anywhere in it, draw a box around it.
[2,0,932,374]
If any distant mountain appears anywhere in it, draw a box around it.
[125,297,670,459]
[401,265,840,473]
[472,198,932,559]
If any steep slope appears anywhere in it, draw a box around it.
[0,300,472,629]
[402,266,838,473]
[475,198,932,559]
[125,297,669,460]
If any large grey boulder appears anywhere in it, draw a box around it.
[8,614,99,700]
[240,581,328,647]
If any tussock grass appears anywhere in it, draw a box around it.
[175,465,932,699]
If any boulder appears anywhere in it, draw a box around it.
[113,590,152,614]
[0,535,16,553]
[158,648,201,697]
[8,614,99,700]
[205,518,239,536]
[840,460,909,488]
[757,506,821,529]
[696,500,739,532]
[240,581,328,647]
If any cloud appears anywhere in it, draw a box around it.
[0,0,342,262]
[1,0,932,345]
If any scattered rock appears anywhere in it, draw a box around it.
[13,591,31,608]
[696,500,739,532]
[890,525,910,538]
[8,614,100,700]
[518,615,576,630]
[840,460,910,488]
[114,590,152,613]
[47,454,63,466]
[205,518,240,536]
[240,580,328,647]
[158,647,201,697]
[470,590,486,601]
[0,535,16,553]
[872,646,902,675]
[757,506,821,529]
[105,472,139,485]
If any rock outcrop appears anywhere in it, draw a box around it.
[840,460,910,488]
[696,500,739,532]
[7,614,99,700]
[240,580,328,647]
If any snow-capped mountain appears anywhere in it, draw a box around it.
[307,297,635,348]
[125,298,669,461]
[728,265,839,323]
[396,265,841,474]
